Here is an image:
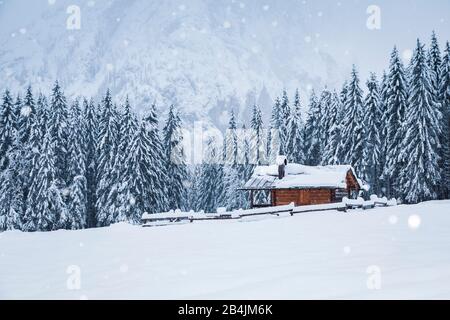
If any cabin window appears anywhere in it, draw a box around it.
[334,189,347,202]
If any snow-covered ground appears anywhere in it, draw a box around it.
[1,201,450,300]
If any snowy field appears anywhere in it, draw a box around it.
[1,201,450,300]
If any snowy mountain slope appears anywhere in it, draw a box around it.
[0,0,343,123]
[1,200,450,299]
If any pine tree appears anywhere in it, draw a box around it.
[117,119,165,222]
[378,71,390,194]
[340,66,365,175]
[382,47,409,198]
[427,31,446,198]
[18,86,36,144]
[440,42,450,198]
[285,89,304,163]
[13,94,22,132]
[361,73,382,195]
[83,98,99,227]
[318,88,333,151]
[322,91,343,165]
[0,90,16,171]
[197,137,225,212]
[96,90,120,226]
[48,81,70,184]
[224,109,238,165]
[250,104,266,165]
[304,90,322,165]
[279,91,290,155]
[142,104,168,213]
[25,129,66,231]
[428,31,442,99]
[223,111,241,209]
[163,105,188,211]
[65,100,87,230]
[0,140,23,231]
[400,40,442,203]
[267,97,282,163]
[333,82,350,163]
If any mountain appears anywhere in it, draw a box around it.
[0,0,345,125]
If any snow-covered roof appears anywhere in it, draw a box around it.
[242,164,360,190]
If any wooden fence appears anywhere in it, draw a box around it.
[142,196,397,227]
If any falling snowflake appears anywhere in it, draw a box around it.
[48,0,56,5]
[408,215,421,230]
[388,215,398,225]
[178,4,186,11]
[20,106,32,117]
[343,246,351,255]
[223,21,232,29]
[402,49,413,63]
[19,28,27,35]
[129,196,136,206]
[304,36,312,43]
[119,264,129,273]
[263,5,270,11]
[106,63,114,71]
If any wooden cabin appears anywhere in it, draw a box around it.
[240,156,362,208]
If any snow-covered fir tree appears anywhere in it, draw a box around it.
[304,90,322,165]
[48,81,70,184]
[65,100,87,230]
[13,94,22,132]
[18,86,36,144]
[400,40,442,203]
[223,110,241,210]
[250,104,266,165]
[381,47,409,198]
[339,66,365,175]
[0,90,16,171]
[361,73,383,195]
[378,71,390,191]
[428,31,442,99]
[163,105,188,211]
[440,42,450,198]
[427,32,446,198]
[83,98,99,227]
[141,104,168,213]
[24,128,67,231]
[0,141,23,231]
[285,89,304,164]
[96,90,120,226]
[318,88,333,152]
[321,91,343,165]
[267,97,282,164]
[197,137,225,213]
[224,109,238,165]
[278,91,291,156]
[119,119,165,222]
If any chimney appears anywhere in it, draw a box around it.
[276,156,288,180]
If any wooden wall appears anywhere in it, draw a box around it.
[273,189,333,206]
